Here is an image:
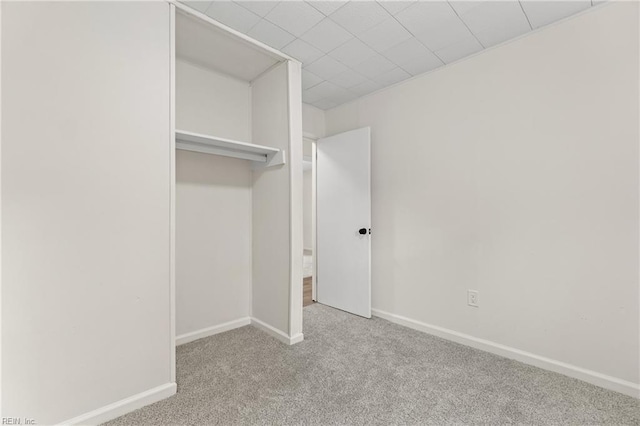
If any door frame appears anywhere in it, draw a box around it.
[303,133,318,302]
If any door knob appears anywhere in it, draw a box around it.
[358,228,367,235]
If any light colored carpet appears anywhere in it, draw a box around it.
[107,304,639,425]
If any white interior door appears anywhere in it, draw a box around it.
[317,127,371,318]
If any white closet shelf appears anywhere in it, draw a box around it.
[176,130,285,167]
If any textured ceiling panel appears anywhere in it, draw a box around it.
[180,0,601,110]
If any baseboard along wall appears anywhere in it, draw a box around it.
[250,317,304,345]
[177,316,303,346]
[62,316,303,424]
[60,382,177,425]
[372,308,640,399]
[59,307,638,425]
[176,317,252,345]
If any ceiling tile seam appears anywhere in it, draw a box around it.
[304,76,325,91]
[202,2,214,16]
[306,1,324,16]
[265,5,412,70]
[234,1,262,17]
[302,61,360,96]
[205,1,263,34]
[310,50,395,90]
[446,0,486,50]
[517,1,534,30]
[429,49,446,66]
[347,22,421,66]
[233,1,297,39]
[306,1,348,17]
[319,26,357,54]
[281,15,357,55]
[380,61,414,79]
[302,30,373,71]
[196,1,396,59]
[251,18,298,47]
[384,10,447,69]
[201,2,435,87]
[370,39,444,75]
[323,49,371,74]
[328,2,395,37]
[386,10,417,39]
[318,1,601,111]
[246,18,264,37]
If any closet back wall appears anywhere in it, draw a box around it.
[175,59,252,339]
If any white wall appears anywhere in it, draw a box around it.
[252,62,298,336]
[175,59,252,338]
[302,103,326,138]
[303,169,313,250]
[176,59,251,141]
[1,2,173,423]
[175,151,252,337]
[325,3,639,391]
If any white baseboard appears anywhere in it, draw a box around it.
[60,382,177,425]
[289,332,304,345]
[176,317,251,346]
[251,317,304,345]
[176,317,304,346]
[372,309,640,399]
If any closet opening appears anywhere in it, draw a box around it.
[170,3,304,379]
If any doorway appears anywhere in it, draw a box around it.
[302,136,316,307]
[301,127,372,318]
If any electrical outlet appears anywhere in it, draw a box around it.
[467,290,479,307]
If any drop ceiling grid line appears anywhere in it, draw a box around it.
[187,0,602,110]
[235,0,281,18]
[320,0,606,112]
[518,1,534,30]
[306,0,348,17]
[244,1,446,105]
[297,11,390,100]
[251,20,298,50]
[290,16,355,58]
[326,0,602,109]
[424,46,446,68]
[338,9,433,80]
[383,6,448,73]
[296,1,422,91]
[446,0,486,49]
[205,1,264,34]
[302,69,324,91]
[235,0,299,47]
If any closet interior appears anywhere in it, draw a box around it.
[172,5,303,347]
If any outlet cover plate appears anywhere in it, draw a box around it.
[467,290,479,307]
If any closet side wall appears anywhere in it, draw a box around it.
[1,2,172,423]
[251,63,291,335]
[175,59,252,338]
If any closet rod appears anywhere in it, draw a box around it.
[176,130,285,167]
